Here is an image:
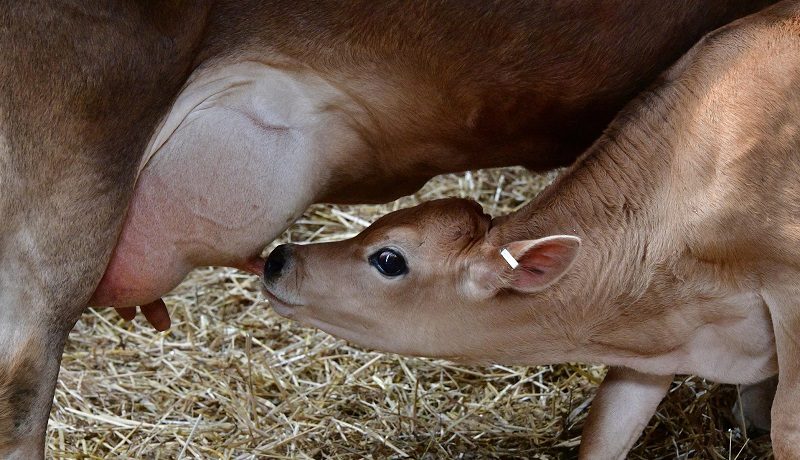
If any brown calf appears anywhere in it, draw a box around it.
[263,1,800,457]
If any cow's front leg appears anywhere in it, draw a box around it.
[578,366,672,459]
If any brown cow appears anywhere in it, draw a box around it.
[1,1,775,457]
[261,1,800,456]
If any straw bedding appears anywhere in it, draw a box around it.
[48,167,772,459]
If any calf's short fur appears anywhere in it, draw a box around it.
[263,2,800,457]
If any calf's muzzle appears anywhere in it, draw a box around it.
[264,244,291,280]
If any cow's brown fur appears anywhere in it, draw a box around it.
[262,2,800,457]
[0,1,778,456]
[202,0,779,202]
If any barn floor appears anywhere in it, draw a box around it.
[48,167,773,459]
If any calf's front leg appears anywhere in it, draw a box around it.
[578,366,673,459]
[763,283,800,458]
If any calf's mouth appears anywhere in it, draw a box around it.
[261,243,306,315]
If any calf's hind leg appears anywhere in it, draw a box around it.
[733,376,777,435]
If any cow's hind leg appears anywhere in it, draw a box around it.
[0,176,133,458]
[0,3,207,456]
[0,329,68,458]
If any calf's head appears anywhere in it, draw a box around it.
[262,198,580,362]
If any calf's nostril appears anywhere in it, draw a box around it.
[265,244,289,279]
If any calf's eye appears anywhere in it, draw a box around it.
[369,248,407,277]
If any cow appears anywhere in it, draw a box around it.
[260,1,800,457]
[0,1,775,457]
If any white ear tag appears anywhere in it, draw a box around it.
[500,248,519,269]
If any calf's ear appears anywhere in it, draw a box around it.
[500,235,581,293]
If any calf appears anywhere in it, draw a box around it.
[262,1,800,457]
[0,0,775,456]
